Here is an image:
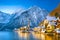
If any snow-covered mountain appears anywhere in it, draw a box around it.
[6,6,49,29]
[0,11,11,30]
[0,11,11,23]
[0,6,49,30]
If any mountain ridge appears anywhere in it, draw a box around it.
[0,6,49,30]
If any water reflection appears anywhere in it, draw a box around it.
[32,32,45,40]
[17,31,60,40]
[17,31,30,40]
[0,31,60,40]
[56,34,60,40]
[45,33,56,40]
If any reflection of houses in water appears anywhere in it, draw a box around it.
[32,32,45,40]
[17,31,30,40]
[45,34,56,40]
[17,31,60,40]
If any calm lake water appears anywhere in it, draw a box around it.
[0,31,60,40]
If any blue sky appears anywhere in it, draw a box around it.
[0,0,60,14]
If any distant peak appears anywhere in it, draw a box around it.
[29,5,42,10]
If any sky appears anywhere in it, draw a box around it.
[0,0,60,14]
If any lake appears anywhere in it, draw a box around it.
[0,31,60,40]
